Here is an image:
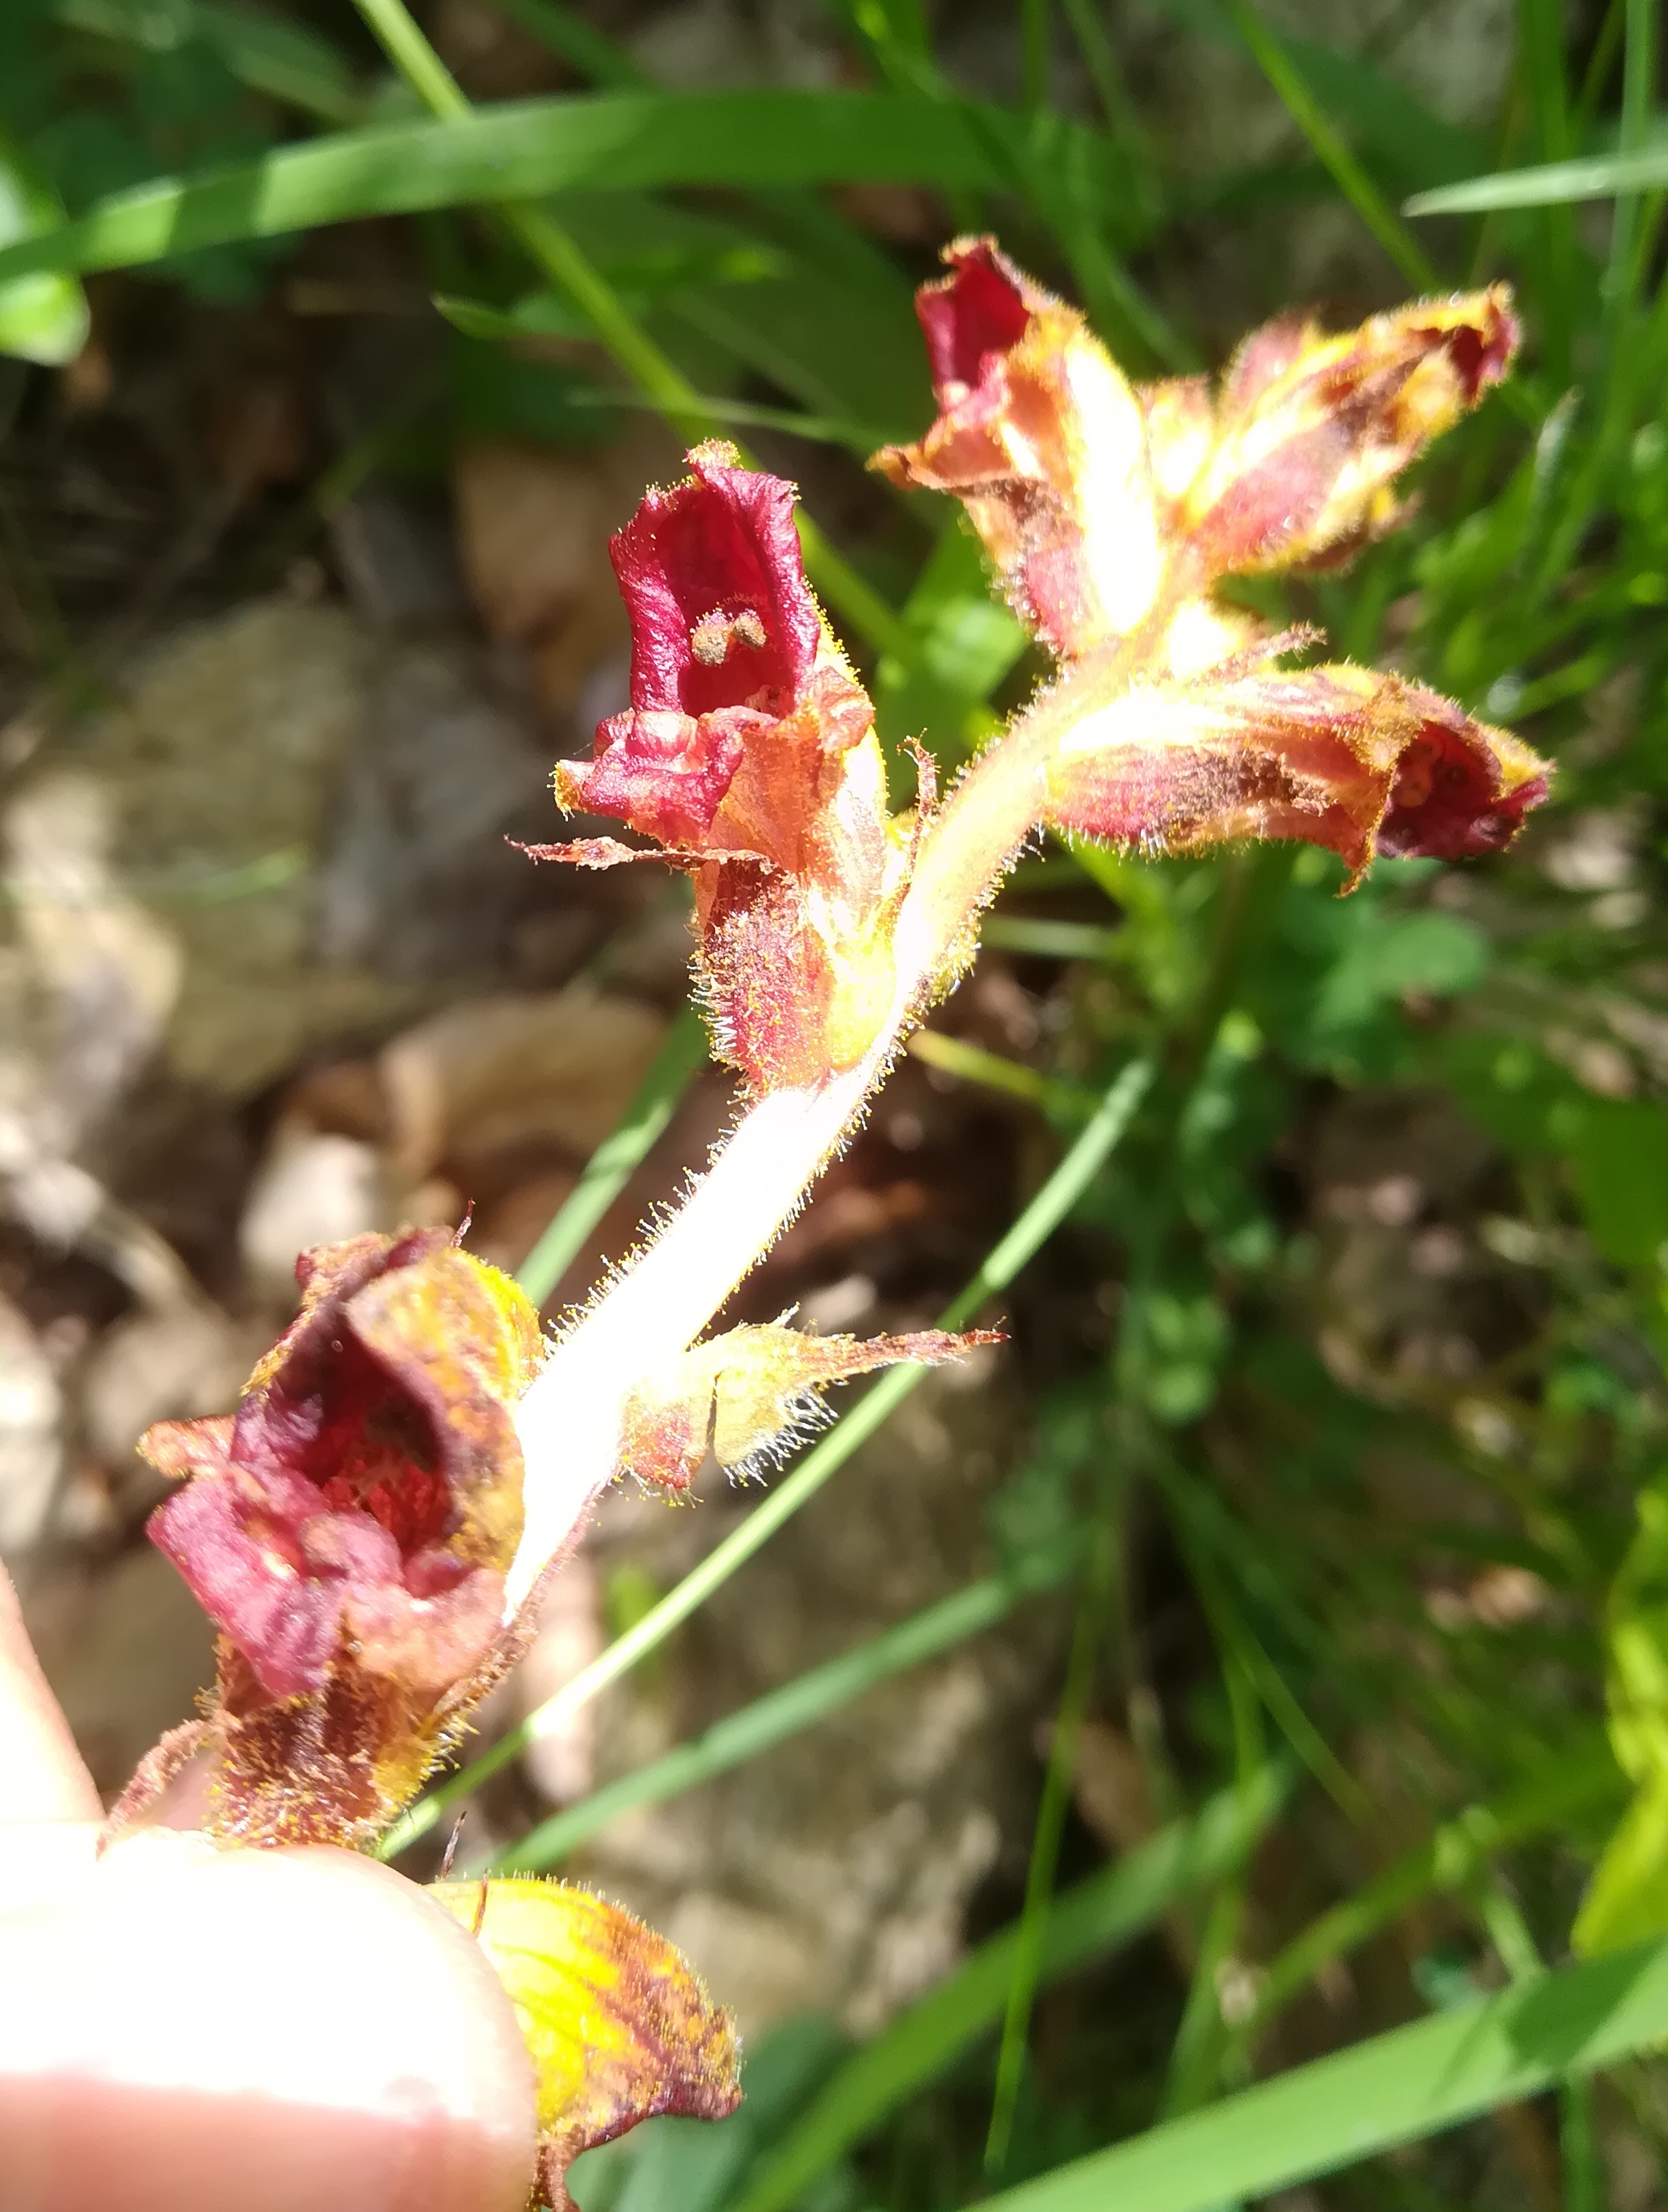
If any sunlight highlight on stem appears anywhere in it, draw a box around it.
[379,1053,1154,1858]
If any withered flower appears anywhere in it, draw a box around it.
[129,1228,542,1846]
[537,440,918,1093]
[127,1230,748,2208]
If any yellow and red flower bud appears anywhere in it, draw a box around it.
[617,1319,1001,1491]
[539,441,914,1093]
[1046,661,1549,886]
[135,1229,543,1844]
[1154,287,1520,578]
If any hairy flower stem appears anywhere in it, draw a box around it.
[508,650,1118,1608]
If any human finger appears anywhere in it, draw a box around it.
[0,1561,100,1827]
[0,1834,538,2212]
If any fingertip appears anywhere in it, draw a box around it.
[0,1836,539,2212]
[0,1565,101,1826]
[274,1847,543,2206]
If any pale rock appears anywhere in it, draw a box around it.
[240,1125,395,1308]
[0,1295,62,1562]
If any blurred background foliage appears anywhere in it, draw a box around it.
[1,0,1667,2207]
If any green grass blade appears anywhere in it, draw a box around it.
[494,1533,1080,1875]
[354,0,470,118]
[731,1764,1291,2212]
[1225,1743,1622,2058]
[907,1031,1098,1118]
[1156,1464,1369,1823]
[1407,142,1668,216]
[493,0,650,90]
[1271,33,1483,191]
[0,134,88,367]
[1227,0,1440,289]
[1562,2076,1605,2212]
[0,91,1134,285]
[1575,0,1626,129]
[518,380,893,452]
[1515,0,1580,378]
[378,1055,1155,1860]
[353,1,915,656]
[515,1005,709,1309]
[982,917,1128,964]
[976,1934,1668,2212]
[1602,0,1658,364]
[1159,1657,1263,2121]
[1021,0,1052,113]
[986,1512,1118,2173]
[1058,0,1149,154]
[50,0,367,122]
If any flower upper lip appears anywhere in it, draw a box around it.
[611,441,820,721]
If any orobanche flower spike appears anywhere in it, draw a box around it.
[117,235,1553,2212]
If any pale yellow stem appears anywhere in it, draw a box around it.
[507,655,1118,1611]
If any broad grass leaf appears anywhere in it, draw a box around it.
[970,1935,1668,2212]
[0,129,88,363]
[1575,1772,1668,1955]
[1410,142,1668,217]
[0,91,1131,284]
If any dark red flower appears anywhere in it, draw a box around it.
[1378,702,1551,861]
[915,236,1031,402]
[539,444,912,1095]
[554,441,870,866]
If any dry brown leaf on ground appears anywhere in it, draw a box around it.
[452,431,681,710]
[379,989,667,1190]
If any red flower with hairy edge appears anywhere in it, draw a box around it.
[873,236,1163,659]
[876,237,1551,877]
[1044,663,1550,887]
[535,442,918,1093]
[1152,286,1521,579]
[127,1229,544,1845]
